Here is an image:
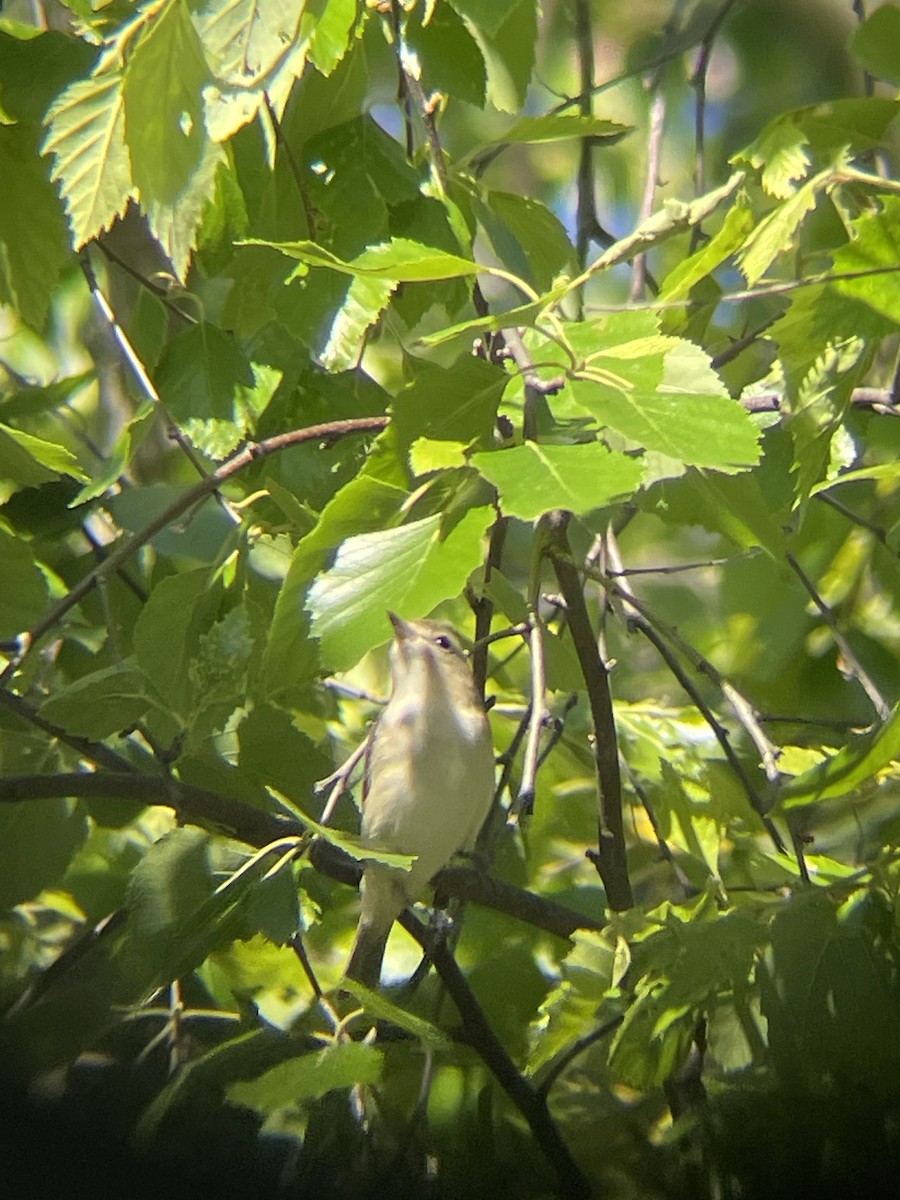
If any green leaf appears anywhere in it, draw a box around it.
[307,506,495,670]
[457,0,537,112]
[780,704,900,809]
[321,275,396,372]
[39,665,153,738]
[306,0,358,75]
[262,474,409,702]
[784,337,864,509]
[0,123,70,328]
[104,484,235,560]
[484,190,576,292]
[227,1042,382,1110]
[0,422,86,498]
[145,138,226,281]
[732,98,900,197]
[852,3,900,84]
[659,196,755,303]
[0,797,87,908]
[405,3,486,107]
[528,930,627,1074]
[0,526,48,637]
[448,0,524,36]
[254,235,485,282]
[478,112,630,149]
[154,322,256,456]
[564,319,760,471]
[831,194,900,323]
[42,71,135,248]
[471,442,643,520]
[737,167,831,284]
[133,569,217,717]
[759,892,900,1092]
[392,354,506,455]
[123,0,211,207]
[197,0,303,88]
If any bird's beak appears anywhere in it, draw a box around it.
[388,611,415,640]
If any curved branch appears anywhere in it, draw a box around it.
[545,512,633,911]
[2,416,389,683]
[0,772,600,941]
[404,910,591,1199]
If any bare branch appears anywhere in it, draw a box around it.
[404,910,591,1199]
[545,512,633,910]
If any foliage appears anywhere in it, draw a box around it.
[2,1,900,1197]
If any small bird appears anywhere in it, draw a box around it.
[344,612,495,988]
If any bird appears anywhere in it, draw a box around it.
[344,612,495,988]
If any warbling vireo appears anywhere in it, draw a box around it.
[345,612,495,987]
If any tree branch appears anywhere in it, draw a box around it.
[545,512,633,910]
[0,771,600,941]
[405,911,591,1198]
[1,416,389,686]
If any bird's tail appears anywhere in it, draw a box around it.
[344,866,406,988]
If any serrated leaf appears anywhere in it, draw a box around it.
[471,442,643,520]
[197,0,302,84]
[785,337,864,508]
[227,1042,382,1111]
[831,194,900,323]
[145,138,226,280]
[732,97,900,197]
[564,320,761,471]
[262,475,408,702]
[42,71,135,248]
[133,568,216,717]
[0,422,86,498]
[123,0,211,207]
[528,930,625,1074]
[448,0,524,36]
[154,321,255,455]
[659,196,755,302]
[780,704,900,809]
[406,3,486,107]
[321,275,396,372]
[737,167,830,284]
[306,0,358,76]
[485,190,576,292]
[460,0,537,112]
[307,506,495,670]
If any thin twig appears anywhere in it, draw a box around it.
[470,518,508,700]
[536,1015,624,1100]
[573,0,597,272]
[0,416,389,685]
[786,552,892,720]
[596,537,788,856]
[690,0,741,211]
[80,252,215,485]
[517,611,548,820]
[630,89,666,302]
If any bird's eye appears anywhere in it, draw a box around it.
[434,634,453,651]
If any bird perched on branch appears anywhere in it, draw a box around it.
[345,612,495,988]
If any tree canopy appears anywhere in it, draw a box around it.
[3,1,900,1197]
